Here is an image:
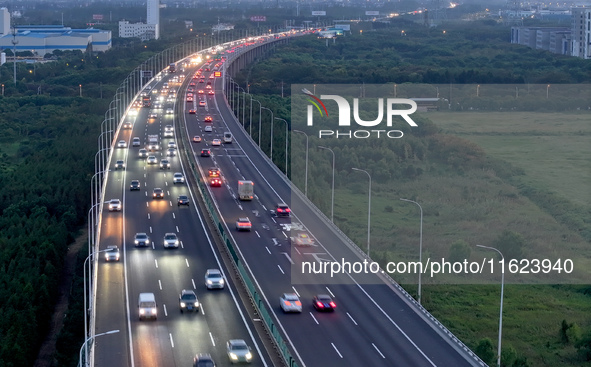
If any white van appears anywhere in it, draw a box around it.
[223,132,233,144]
[138,293,157,320]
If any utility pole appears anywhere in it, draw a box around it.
[11,25,18,86]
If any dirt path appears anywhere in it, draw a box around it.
[34,230,87,367]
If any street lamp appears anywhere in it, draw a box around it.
[546,84,550,99]
[252,99,262,145]
[78,329,119,367]
[400,198,423,305]
[476,245,505,367]
[260,107,273,159]
[79,84,82,97]
[352,168,371,256]
[318,146,335,222]
[292,130,308,196]
[274,117,289,174]
[83,249,113,366]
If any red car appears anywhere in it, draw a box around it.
[313,295,336,312]
[210,177,222,187]
[199,101,206,107]
[208,90,214,95]
[204,116,213,123]
[189,109,196,114]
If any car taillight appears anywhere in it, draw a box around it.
[284,301,291,306]
[316,302,324,308]
[295,301,302,306]
[286,208,291,212]
[329,302,336,308]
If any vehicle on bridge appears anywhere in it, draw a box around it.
[238,180,254,201]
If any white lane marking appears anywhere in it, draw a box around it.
[200,304,205,315]
[185,259,190,267]
[163,304,168,317]
[147,213,151,220]
[145,201,149,207]
[192,278,196,289]
[255,231,260,238]
[331,343,343,358]
[347,312,358,326]
[145,192,147,197]
[280,252,294,264]
[169,333,174,348]
[309,312,319,325]
[165,182,168,187]
[325,287,335,298]
[154,259,158,268]
[172,213,176,219]
[271,217,276,224]
[292,286,300,297]
[282,231,288,238]
[149,226,153,233]
[237,204,243,210]
[265,247,271,254]
[209,332,216,346]
[372,343,385,358]
[169,201,172,207]
[261,204,267,211]
[158,280,162,290]
[176,225,180,232]
[152,241,155,250]
[293,247,301,255]
[277,265,285,274]
[180,240,184,249]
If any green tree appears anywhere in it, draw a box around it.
[475,338,495,364]
[491,230,524,260]
[448,240,471,263]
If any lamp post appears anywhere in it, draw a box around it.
[274,117,289,174]
[352,168,371,256]
[83,249,112,366]
[252,99,262,145]
[318,146,335,222]
[292,130,308,196]
[78,329,119,367]
[546,84,550,99]
[476,245,505,367]
[260,107,273,159]
[400,198,423,305]
[79,84,82,97]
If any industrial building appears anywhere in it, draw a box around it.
[119,0,160,40]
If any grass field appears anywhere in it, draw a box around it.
[300,110,591,366]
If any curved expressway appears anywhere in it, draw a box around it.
[92,70,272,367]
[180,65,484,366]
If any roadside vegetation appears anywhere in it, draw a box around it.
[234,20,591,367]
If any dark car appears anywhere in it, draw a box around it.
[193,354,215,367]
[130,180,140,191]
[275,203,291,217]
[179,289,199,313]
[313,294,336,312]
[177,195,190,206]
[153,188,164,199]
[201,149,211,157]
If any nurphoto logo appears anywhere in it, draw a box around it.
[302,88,419,139]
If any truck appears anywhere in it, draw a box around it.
[169,63,176,73]
[142,95,151,107]
[238,180,254,201]
[223,132,233,144]
[147,135,159,151]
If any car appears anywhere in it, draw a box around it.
[205,269,225,289]
[199,79,205,83]
[210,177,222,187]
[149,112,158,119]
[123,121,133,129]
[173,172,185,184]
[190,81,196,86]
[201,149,211,157]
[132,137,141,147]
[189,109,196,114]
[199,100,206,107]
[166,108,174,114]
[160,159,170,169]
[209,74,215,79]
[104,246,120,262]
[280,293,302,313]
[164,130,173,137]
[313,294,336,312]
[193,354,215,367]
[198,89,204,94]
[179,289,199,313]
[204,116,213,122]
[275,203,291,217]
[108,199,121,212]
[147,155,158,164]
[134,232,150,247]
[177,195,190,206]
[208,167,220,177]
[164,233,179,248]
[235,217,252,231]
[117,140,127,148]
[226,339,253,364]
[139,148,149,157]
[204,125,213,132]
[193,135,202,143]
[153,188,164,199]
[293,233,314,246]
[208,90,214,95]
[167,148,177,157]
[187,92,194,97]
[130,180,141,191]
[187,87,195,92]
[186,96,193,102]
[212,139,221,146]
[206,84,212,90]
[165,124,174,132]
[115,160,125,170]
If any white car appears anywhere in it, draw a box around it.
[280,293,302,313]
[108,199,122,212]
[173,172,185,184]
[138,148,148,157]
[147,156,158,164]
[163,233,179,248]
[168,141,176,148]
[226,339,253,363]
[166,148,177,157]
[117,140,127,148]
[204,125,213,132]
[104,246,120,262]
[114,160,125,170]
[205,269,225,289]
[212,139,221,146]
[166,108,174,114]
[164,130,173,137]
[132,137,141,147]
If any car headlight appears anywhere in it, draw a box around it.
[151,308,157,314]
[245,352,252,360]
[180,302,186,307]
[219,279,225,284]
[194,302,199,307]
[140,309,145,315]
[229,353,238,360]
[207,280,213,284]
[134,240,139,244]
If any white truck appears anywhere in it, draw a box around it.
[147,135,159,151]
[238,180,254,201]
[223,132,233,144]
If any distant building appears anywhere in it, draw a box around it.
[0,8,9,36]
[119,0,160,40]
[571,7,591,59]
[212,23,234,32]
